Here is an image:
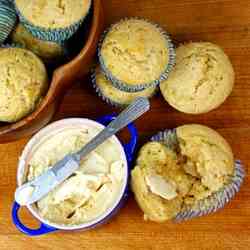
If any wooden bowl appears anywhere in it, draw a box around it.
[0,0,104,144]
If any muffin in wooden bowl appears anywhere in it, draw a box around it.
[0,0,104,143]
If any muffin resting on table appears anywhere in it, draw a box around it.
[11,24,66,64]
[0,47,48,122]
[15,0,92,41]
[160,42,234,114]
[131,124,237,222]
[93,66,157,107]
[99,18,175,92]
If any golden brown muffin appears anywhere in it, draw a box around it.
[94,66,157,106]
[160,42,234,114]
[15,0,91,29]
[11,24,65,63]
[0,47,48,122]
[100,18,170,87]
[131,124,235,222]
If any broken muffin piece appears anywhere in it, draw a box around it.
[131,142,193,222]
[131,124,235,222]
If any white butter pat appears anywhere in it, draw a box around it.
[145,174,177,200]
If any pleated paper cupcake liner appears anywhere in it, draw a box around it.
[91,66,158,108]
[14,0,92,43]
[0,0,17,44]
[91,67,124,108]
[98,17,176,93]
[151,129,245,222]
[1,42,23,48]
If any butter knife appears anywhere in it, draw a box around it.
[15,97,150,206]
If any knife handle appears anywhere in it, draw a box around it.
[77,97,150,159]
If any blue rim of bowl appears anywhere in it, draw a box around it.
[0,0,17,44]
[151,129,245,222]
[91,66,158,108]
[98,17,176,93]
[14,0,92,43]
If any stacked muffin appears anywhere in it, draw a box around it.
[93,18,176,107]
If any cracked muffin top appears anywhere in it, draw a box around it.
[100,18,170,86]
[0,47,48,122]
[15,0,91,29]
[160,42,234,114]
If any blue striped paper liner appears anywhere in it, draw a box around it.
[151,129,245,222]
[0,0,17,44]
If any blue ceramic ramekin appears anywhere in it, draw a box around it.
[12,115,138,236]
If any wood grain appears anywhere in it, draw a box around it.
[1,0,250,249]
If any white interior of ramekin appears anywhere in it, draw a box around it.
[17,118,128,231]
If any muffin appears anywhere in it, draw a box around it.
[15,0,92,42]
[99,18,175,92]
[11,24,67,64]
[0,47,48,122]
[0,0,17,44]
[132,124,244,222]
[93,66,157,107]
[160,42,234,114]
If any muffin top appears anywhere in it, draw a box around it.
[11,24,65,62]
[27,123,126,226]
[15,0,91,29]
[95,66,157,106]
[176,124,234,204]
[0,47,48,122]
[160,42,234,114]
[100,18,170,86]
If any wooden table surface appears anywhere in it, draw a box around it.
[1,0,250,249]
